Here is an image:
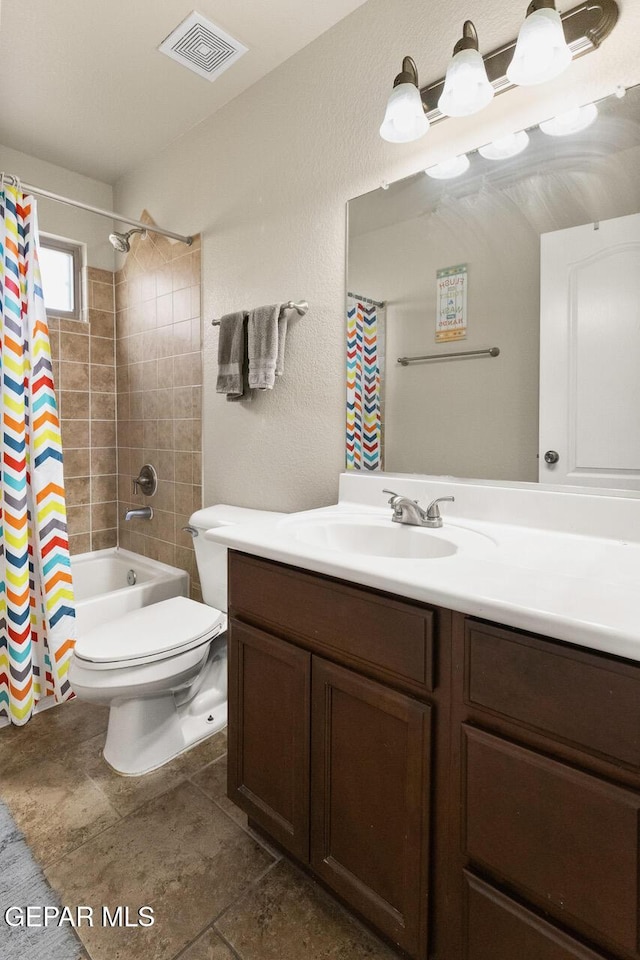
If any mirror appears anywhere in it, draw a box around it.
[347,85,640,490]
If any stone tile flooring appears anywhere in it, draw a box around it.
[0,701,397,960]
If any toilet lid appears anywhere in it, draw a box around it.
[74,596,226,665]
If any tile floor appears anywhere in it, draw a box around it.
[0,701,397,960]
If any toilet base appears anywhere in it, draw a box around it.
[103,699,227,776]
[103,640,228,776]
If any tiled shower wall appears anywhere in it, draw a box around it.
[115,226,203,601]
[50,267,117,554]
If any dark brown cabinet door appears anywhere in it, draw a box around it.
[463,725,640,957]
[227,619,311,861]
[310,657,431,958]
[464,872,609,960]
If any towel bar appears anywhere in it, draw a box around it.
[212,300,309,325]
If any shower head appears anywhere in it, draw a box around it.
[108,227,146,253]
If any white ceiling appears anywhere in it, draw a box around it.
[0,0,368,184]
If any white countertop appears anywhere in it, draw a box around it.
[207,474,640,662]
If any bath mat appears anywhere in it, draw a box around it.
[0,800,84,959]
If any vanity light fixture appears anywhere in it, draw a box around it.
[539,101,598,135]
[425,154,470,179]
[507,0,572,86]
[379,57,430,143]
[412,1,618,127]
[438,21,494,117]
[478,130,530,160]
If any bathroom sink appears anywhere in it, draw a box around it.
[287,515,493,560]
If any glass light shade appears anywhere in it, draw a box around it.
[438,48,495,117]
[539,102,598,136]
[425,155,470,180]
[479,130,530,160]
[506,7,572,86]
[379,82,430,143]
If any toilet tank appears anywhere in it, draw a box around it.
[188,505,285,611]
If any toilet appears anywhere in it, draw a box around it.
[69,505,282,776]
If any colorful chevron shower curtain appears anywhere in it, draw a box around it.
[0,181,75,725]
[346,295,385,470]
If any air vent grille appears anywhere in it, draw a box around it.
[159,11,247,82]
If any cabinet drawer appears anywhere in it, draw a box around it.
[229,552,435,696]
[464,872,608,960]
[464,725,640,956]
[465,619,640,768]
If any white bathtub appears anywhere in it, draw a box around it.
[72,548,189,636]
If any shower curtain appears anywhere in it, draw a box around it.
[0,181,75,725]
[346,295,384,470]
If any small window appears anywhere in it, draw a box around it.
[39,237,82,321]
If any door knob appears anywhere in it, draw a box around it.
[544,450,560,464]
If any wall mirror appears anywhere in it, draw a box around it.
[346,84,640,491]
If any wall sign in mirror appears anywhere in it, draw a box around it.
[346,84,640,491]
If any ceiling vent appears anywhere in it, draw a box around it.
[158,11,247,82]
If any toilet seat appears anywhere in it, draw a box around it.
[74,596,226,669]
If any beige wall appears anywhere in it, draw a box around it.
[0,143,115,271]
[114,0,640,512]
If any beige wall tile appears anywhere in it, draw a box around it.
[60,332,90,364]
[69,533,91,555]
[115,231,202,579]
[60,391,90,420]
[90,280,114,313]
[67,504,90,535]
[66,477,91,507]
[91,337,114,366]
[61,419,90,448]
[92,420,116,447]
[91,447,117,476]
[91,475,117,504]
[92,528,117,550]
[60,361,90,392]
[92,501,117,531]
[91,392,116,421]
[89,309,114,339]
[63,448,90,479]
[88,266,113,285]
[91,364,116,393]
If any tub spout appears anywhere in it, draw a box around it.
[125,506,153,521]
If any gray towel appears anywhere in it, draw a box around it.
[248,303,281,390]
[276,305,291,377]
[216,311,246,400]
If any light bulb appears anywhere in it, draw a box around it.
[479,130,530,160]
[439,48,494,117]
[507,5,572,86]
[380,57,430,144]
[425,155,470,180]
[380,83,430,143]
[439,21,494,118]
[539,103,598,136]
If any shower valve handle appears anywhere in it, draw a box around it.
[132,463,158,497]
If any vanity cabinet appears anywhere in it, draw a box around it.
[227,551,640,960]
[455,617,640,960]
[227,552,440,959]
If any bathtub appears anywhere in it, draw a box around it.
[72,548,189,637]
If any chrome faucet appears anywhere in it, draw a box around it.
[124,506,153,521]
[383,489,455,528]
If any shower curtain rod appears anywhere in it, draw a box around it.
[1,174,193,246]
